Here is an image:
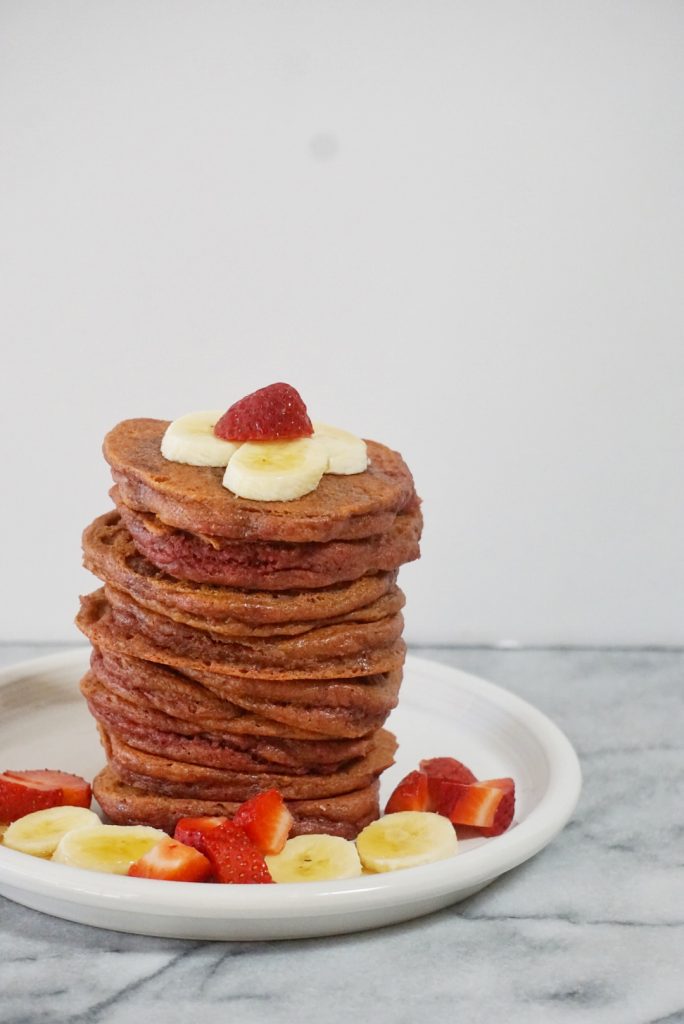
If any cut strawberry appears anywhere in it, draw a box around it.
[128,836,212,882]
[202,821,273,884]
[432,777,515,833]
[0,774,62,823]
[425,776,461,818]
[173,816,227,854]
[478,778,516,837]
[384,770,430,814]
[214,383,314,442]
[434,780,500,827]
[5,770,91,809]
[233,789,293,856]
[419,757,477,785]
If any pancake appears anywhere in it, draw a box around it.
[82,673,376,774]
[103,583,404,662]
[116,499,422,590]
[83,511,404,634]
[104,418,418,543]
[77,590,407,680]
[93,766,381,839]
[100,725,397,801]
[91,649,401,739]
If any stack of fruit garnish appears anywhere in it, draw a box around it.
[0,757,515,883]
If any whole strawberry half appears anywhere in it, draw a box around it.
[214,383,313,442]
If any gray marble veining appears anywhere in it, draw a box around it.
[1,644,682,1024]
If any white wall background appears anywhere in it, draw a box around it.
[1,1,682,646]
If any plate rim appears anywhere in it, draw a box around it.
[0,648,582,920]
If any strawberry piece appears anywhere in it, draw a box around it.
[419,757,477,785]
[233,789,293,856]
[0,773,62,823]
[384,770,430,814]
[5,770,91,809]
[202,821,273,884]
[479,778,516,836]
[173,816,227,854]
[434,780,501,827]
[214,383,314,442]
[128,836,212,882]
[431,777,515,833]
[425,776,463,818]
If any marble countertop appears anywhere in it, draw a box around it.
[1,643,681,1024]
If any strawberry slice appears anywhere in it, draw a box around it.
[0,774,62,823]
[478,778,516,836]
[202,821,273,884]
[214,383,314,442]
[128,836,212,882]
[432,780,500,827]
[384,770,430,814]
[173,816,227,854]
[431,777,515,834]
[419,757,477,785]
[5,770,91,809]
[233,789,293,856]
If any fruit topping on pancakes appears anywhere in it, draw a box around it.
[159,383,369,500]
[214,382,313,442]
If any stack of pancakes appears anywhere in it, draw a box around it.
[77,418,422,838]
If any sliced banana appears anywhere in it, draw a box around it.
[313,422,368,475]
[2,806,101,859]
[161,411,241,467]
[265,833,362,883]
[356,812,458,873]
[224,438,329,501]
[53,824,166,874]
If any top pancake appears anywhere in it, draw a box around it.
[104,419,418,543]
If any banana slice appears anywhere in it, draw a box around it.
[2,806,101,859]
[53,824,166,874]
[161,411,241,467]
[224,438,328,501]
[265,834,362,883]
[356,812,458,873]
[313,422,368,475]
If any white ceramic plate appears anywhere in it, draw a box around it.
[0,649,581,940]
